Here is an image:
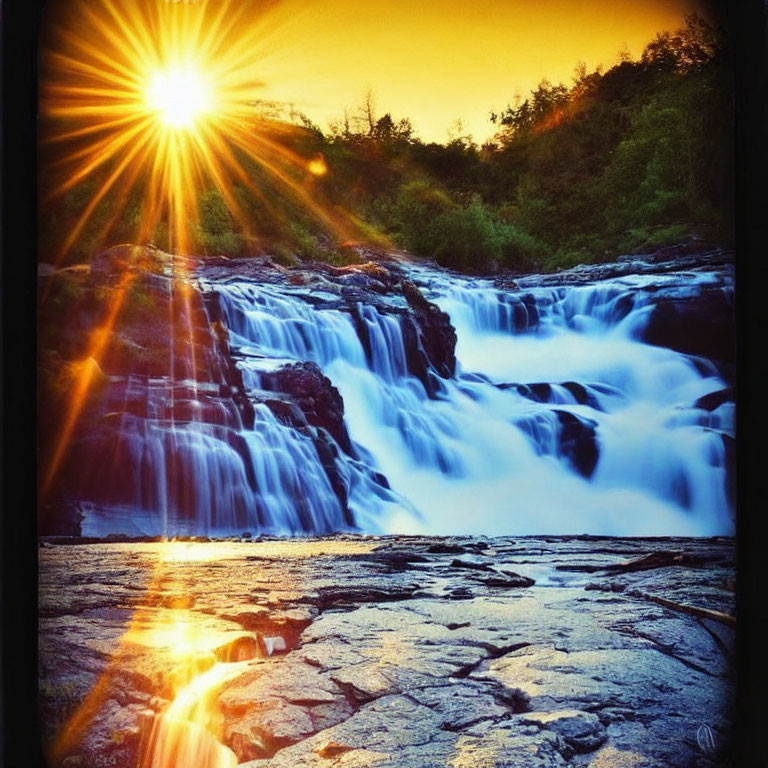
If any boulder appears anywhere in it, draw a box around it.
[641,290,734,362]
[398,281,457,395]
[259,362,352,455]
[554,410,599,478]
[523,710,608,754]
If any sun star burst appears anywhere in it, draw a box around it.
[40,0,348,261]
[145,65,214,129]
[38,0,366,500]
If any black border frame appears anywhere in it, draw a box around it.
[2,1,766,766]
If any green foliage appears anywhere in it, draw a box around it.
[38,13,731,275]
[616,223,690,254]
[322,245,365,268]
[497,222,548,271]
[287,220,327,260]
[378,182,546,271]
[381,180,454,255]
[120,281,161,321]
[477,12,731,268]
[270,244,301,267]
[195,189,243,257]
[492,79,571,139]
[428,198,505,271]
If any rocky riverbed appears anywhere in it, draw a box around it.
[39,536,736,767]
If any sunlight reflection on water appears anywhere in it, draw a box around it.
[153,538,377,563]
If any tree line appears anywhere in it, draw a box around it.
[41,13,733,274]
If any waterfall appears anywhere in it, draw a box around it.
[72,260,734,537]
[203,264,734,537]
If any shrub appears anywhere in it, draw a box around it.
[497,223,548,271]
[271,244,301,267]
[430,198,504,270]
[196,189,243,256]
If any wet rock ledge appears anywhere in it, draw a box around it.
[39,535,736,767]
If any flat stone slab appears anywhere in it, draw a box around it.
[38,536,735,767]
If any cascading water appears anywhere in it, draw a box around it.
[200,262,734,537]
[73,257,734,537]
[75,381,353,537]
[408,266,734,535]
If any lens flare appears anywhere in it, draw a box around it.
[145,66,213,129]
[37,0,380,499]
[307,154,328,176]
[39,0,356,261]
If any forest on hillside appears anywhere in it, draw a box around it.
[40,14,733,274]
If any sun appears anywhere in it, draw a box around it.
[39,0,355,262]
[37,0,369,500]
[145,65,213,130]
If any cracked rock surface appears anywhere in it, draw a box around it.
[39,535,735,767]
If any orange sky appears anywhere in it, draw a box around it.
[245,0,703,143]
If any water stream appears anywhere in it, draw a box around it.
[206,263,734,536]
[78,260,734,537]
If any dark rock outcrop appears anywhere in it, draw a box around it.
[554,410,599,478]
[497,248,733,288]
[38,501,84,537]
[344,278,457,397]
[694,387,735,411]
[399,280,457,395]
[260,362,353,455]
[641,289,735,362]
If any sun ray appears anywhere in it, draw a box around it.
[45,48,136,82]
[41,266,136,497]
[40,0,369,266]
[59,26,146,84]
[46,116,153,193]
[58,122,158,257]
[38,0,381,496]
[43,112,151,144]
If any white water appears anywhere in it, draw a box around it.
[201,265,734,537]
[80,397,356,537]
